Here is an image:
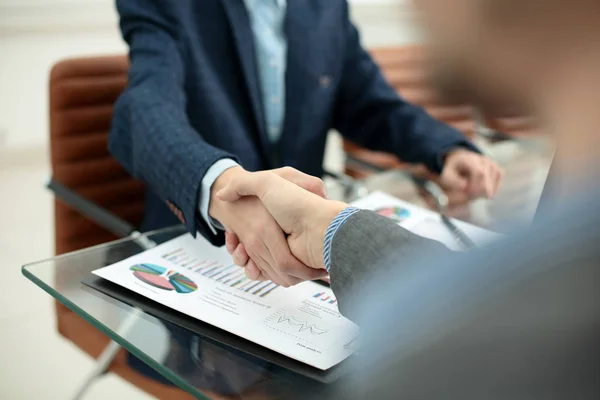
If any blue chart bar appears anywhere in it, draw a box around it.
[252,282,273,296]
[229,275,248,288]
[244,281,263,293]
[259,283,279,298]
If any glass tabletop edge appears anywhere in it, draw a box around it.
[21,225,187,271]
[21,266,210,399]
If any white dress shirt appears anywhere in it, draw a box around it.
[199,0,288,234]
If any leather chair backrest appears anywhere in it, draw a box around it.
[49,55,145,255]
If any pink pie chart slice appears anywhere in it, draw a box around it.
[133,271,175,291]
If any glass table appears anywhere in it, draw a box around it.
[22,137,553,399]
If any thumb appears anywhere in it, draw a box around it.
[216,173,259,202]
[441,167,468,192]
[216,172,279,202]
[274,167,327,198]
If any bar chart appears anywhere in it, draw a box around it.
[313,291,337,305]
[161,248,280,298]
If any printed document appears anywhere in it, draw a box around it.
[93,233,359,370]
[352,191,501,251]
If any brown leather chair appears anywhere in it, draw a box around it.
[342,46,477,178]
[482,111,539,138]
[49,55,194,400]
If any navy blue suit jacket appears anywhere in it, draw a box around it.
[110,0,477,246]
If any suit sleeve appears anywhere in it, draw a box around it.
[110,0,237,244]
[329,211,450,321]
[332,2,479,174]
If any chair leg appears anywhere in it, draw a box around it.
[72,233,156,399]
[71,309,144,400]
[71,340,122,400]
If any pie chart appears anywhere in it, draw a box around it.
[130,263,198,294]
[375,206,411,223]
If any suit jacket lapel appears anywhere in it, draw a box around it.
[222,0,270,158]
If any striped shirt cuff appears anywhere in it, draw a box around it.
[323,207,360,272]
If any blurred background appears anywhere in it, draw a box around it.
[0,0,426,398]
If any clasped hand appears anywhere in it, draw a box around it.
[209,166,341,287]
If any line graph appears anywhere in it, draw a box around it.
[264,310,329,336]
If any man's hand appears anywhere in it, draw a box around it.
[209,166,329,286]
[441,149,504,198]
[217,169,348,274]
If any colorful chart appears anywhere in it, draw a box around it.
[130,263,198,294]
[375,206,411,223]
[313,292,337,305]
[161,248,280,298]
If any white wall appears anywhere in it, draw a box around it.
[0,0,422,153]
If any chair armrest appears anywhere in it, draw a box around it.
[322,169,370,201]
[344,154,389,174]
[46,178,135,238]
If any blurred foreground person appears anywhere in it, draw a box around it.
[220,0,600,397]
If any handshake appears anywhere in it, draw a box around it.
[209,166,347,287]
[208,149,503,287]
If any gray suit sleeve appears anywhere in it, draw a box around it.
[329,210,451,320]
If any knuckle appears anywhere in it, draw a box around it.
[273,254,289,270]
[280,166,294,176]
[246,236,262,250]
[288,278,301,287]
[312,177,326,191]
[278,263,292,274]
[245,269,258,280]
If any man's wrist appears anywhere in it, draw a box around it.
[312,201,349,270]
[198,159,240,234]
[322,205,361,272]
[208,165,246,222]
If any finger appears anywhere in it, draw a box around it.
[493,167,505,197]
[216,172,280,202]
[225,231,239,254]
[441,168,468,192]
[243,220,303,287]
[466,160,486,197]
[244,260,265,281]
[264,232,304,286]
[484,161,496,198]
[269,236,327,284]
[275,167,327,198]
[245,239,291,286]
[232,243,250,267]
[301,266,329,281]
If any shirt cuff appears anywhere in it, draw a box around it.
[198,158,240,235]
[323,207,360,272]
